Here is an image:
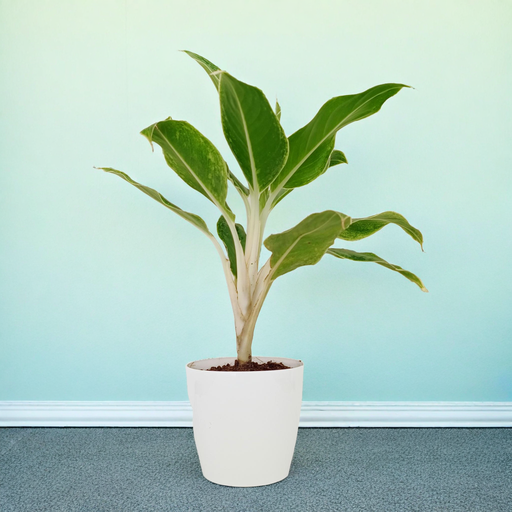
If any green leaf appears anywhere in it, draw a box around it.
[338,211,424,249]
[259,188,270,211]
[236,224,247,251]
[264,210,351,279]
[327,248,428,292]
[282,136,335,189]
[329,149,348,167]
[217,216,246,277]
[272,83,408,190]
[227,167,249,197]
[219,72,289,191]
[141,120,228,206]
[268,149,347,210]
[267,148,347,211]
[183,50,221,90]
[271,188,293,208]
[97,167,211,235]
[275,99,282,121]
[185,52,289,191]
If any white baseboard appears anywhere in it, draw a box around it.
[1,401,511,427]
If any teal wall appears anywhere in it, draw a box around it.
[1,0,511,401]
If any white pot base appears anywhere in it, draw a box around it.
[186,356,304,487]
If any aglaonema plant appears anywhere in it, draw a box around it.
[98,51,427,366]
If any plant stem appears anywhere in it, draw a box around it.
[234,259,272,364]
[209,234,242,321]
[236,319,254,364]
[219,185,274,366]
[245,192,261,288]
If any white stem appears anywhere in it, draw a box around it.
[221,184,275,363]
[244,189,256,258]
[209,234,243,323]
[254,258,272,300]
[236,274,272,363]
[239,188,251,213]
[235,262,273,364]
[219,208,250,315]
[267,186,280,209]
[245,191,261,287]
[232,202,272,363]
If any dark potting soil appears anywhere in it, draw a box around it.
[207,360,292,371]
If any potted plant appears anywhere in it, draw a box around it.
[98,51,426,487]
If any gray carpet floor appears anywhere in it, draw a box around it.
[1,428,511,512]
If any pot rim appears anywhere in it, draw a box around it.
[186,355,303,372]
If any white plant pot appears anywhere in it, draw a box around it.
[186,356,304,487]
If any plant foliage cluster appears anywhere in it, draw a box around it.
[99,51,426,364]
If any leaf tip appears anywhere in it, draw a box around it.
[421,286,429,293]
[140,127,155,152]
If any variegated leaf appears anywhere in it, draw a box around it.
[97,167,211,235]
[264,210,351,279]
[328,248,428,292]
[338,211,423,249]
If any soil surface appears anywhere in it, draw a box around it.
[207,359,292,371]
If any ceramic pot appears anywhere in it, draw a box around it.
[186,356,304,487]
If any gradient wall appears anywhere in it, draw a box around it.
[1,0,511,401]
